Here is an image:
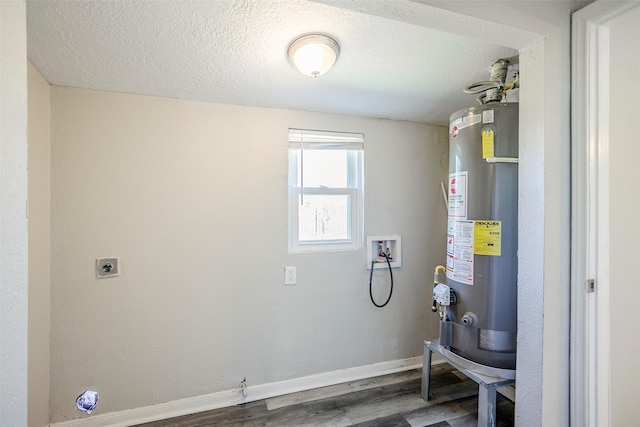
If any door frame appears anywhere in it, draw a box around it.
[571,1,640,425]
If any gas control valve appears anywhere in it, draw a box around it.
[433,284,456,306]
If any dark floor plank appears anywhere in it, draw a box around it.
[340,380,477,425]
[267,369,424,411]
[245,403,350,427]
[446,394,514,427]
[134,400,270,427]
[350,414,412,427]
[401,397,472,427]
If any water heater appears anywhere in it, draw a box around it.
[440,102,518,370]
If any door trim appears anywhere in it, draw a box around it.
[571,2,640,426]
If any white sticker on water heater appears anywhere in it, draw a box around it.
[446,219,474,285]
[448,171,468,219]
[482,109,495,124]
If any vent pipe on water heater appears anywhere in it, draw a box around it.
[463,57,520,104]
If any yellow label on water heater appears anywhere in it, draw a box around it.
[482,127,495,159]
[474,220,501,256]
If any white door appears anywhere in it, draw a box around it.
[572,2,640,426]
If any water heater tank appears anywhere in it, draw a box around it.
[443,102,518,370]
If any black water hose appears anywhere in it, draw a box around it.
[369,253,393,308]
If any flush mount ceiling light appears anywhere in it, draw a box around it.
[287,34,340,77]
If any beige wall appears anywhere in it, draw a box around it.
[49,87,448,422]
[28,61,51,427]
[0,1,29,426]
[609,5,640,425]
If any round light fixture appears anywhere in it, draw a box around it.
[287,34,340,77]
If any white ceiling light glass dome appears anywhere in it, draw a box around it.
[287,34,340,77]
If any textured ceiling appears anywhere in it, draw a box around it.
[26,0,521,125]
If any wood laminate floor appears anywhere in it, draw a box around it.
[135,364,514,427]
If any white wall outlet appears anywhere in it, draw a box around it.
[285,267,296,285]
[97,257,120,278]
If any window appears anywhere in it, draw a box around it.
[288,129,364,252]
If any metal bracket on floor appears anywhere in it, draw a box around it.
[422,340,515,427]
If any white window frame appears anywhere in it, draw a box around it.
[288,128,364,253]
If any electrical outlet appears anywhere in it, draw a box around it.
[285,267,296,285]
[97,257,120,278]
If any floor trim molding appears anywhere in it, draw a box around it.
[50,356,429,427]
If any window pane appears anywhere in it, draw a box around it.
[297,150,348,188]
[298,194,350,241]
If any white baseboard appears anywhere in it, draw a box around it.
[49,356,427,427]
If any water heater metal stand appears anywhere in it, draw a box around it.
[422,340,515,427]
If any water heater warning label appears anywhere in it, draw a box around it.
[446,219,474,285]
[474,220,502,256]
[448,171,468,219]
[482,127,495,159]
